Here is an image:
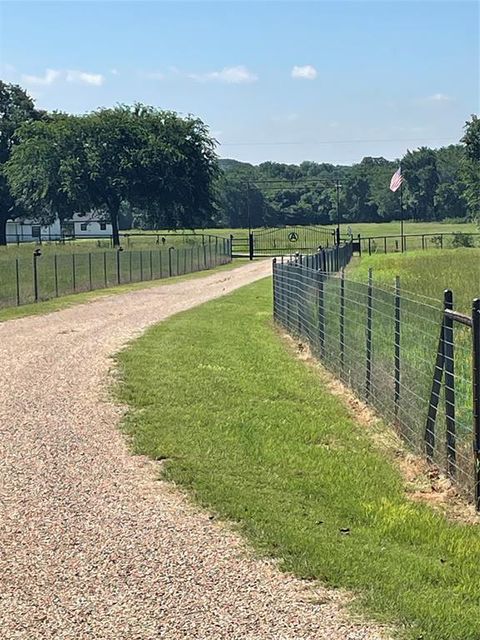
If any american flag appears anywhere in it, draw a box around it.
[389,167,404,192]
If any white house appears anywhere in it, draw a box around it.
[71,213,112,237]
[6,218,62,243]
[5,213,113,243]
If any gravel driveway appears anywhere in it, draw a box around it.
[0,261,386,640]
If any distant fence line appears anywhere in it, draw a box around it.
[4,231,225,248]
[272,249,480,508]
[358,231,480,255]
[0,240,232,310]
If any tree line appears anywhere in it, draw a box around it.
[215,139,479,229]
[0,80,478,245]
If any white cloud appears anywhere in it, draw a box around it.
[291,65,317,80]
[190,65,258,84]
[110,68,119,76]
[424,93,454,103]
[21,68,61,86]
[66,70,104,86]
[20,68,104,87]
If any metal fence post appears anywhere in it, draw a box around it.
[54,254,59,298]
[472,298,480,509]
[88,252,93,290]
[72,253,76,292]
[249,233,254,261]
[15,258,20,306]
[366,267,373,399]
[340,267,345,369]
[103,251,107,287]
[150,250,153,279]
[297,260,302,335]
[318,269,325,357]
[444,289,456,476]
[169,247,173,277]
[394,275,401,419]
[272,258,277,321]
[33,252,39,302]
[116,249,121,285]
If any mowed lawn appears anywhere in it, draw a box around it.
[347,248,480,313]
[117,277,480,640]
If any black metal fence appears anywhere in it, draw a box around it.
[273,254,480,507]
[360,232,480,255]
[0,241,231,310]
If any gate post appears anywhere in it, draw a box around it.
[472,298,480,509]
[249,232,254,261]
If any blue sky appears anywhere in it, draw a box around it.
[0,0,478,165]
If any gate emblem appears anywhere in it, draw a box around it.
[288,232,299,242]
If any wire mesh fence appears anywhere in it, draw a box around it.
[273,254,480,506]
[0,240,232,310]
[360,232,480,255]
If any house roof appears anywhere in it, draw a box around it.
[71,212,109,223]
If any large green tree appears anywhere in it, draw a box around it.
[0,81,43,245]
[402,147,439,220]
[6,105,218,245]
[461,115,480,222]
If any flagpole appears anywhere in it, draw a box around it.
[400,163,404,253]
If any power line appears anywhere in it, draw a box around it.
[218,136,457,147]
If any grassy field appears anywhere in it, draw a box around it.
[117,277,480,640]
[347,248,480,313]
[2,220,476,256]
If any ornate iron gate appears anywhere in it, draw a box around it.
[250,226,335,257]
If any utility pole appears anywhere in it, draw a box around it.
[246,180,251,234]
[336,180,341,245]
[400,167,404,252]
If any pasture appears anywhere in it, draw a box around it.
[347,248,480,313]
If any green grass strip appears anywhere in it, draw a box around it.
[117,277,480,640]
[0,259,248,323]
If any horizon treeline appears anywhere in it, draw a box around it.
[211,143,476,229]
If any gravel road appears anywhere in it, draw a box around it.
[0,261,387,639]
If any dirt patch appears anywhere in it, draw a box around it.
[281,331,480,525]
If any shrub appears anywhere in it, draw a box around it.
[451,232,475,248]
